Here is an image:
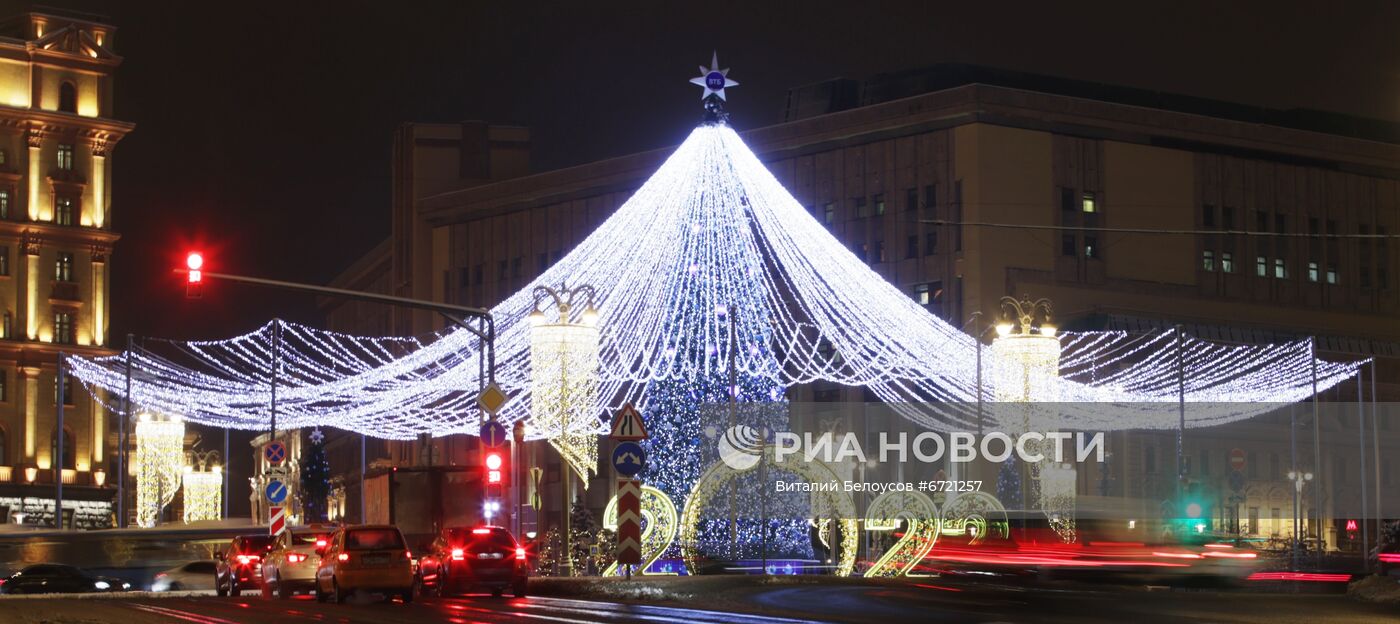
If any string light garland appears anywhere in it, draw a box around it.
[63,123,1365,439]
[182,466,221,523]
[135,415,184,528]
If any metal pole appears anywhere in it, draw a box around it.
[1291,402,1298,571]
[55,352,64,529]
[1371,362,1381,554]
[120,333,133,528]
[359,434,367,523]
[1176,325,1185,503]
[222,428,229,519]
[270,319,279,440]
[1359,372,1368,571]
[974,311,983,437]
[1310,338,1320,564]
[727,305,737,546]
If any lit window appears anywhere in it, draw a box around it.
[1,311,9,338]
[0,190,8,219]
[53,311,74,344]
[1307,261,1319,283]
[1081,192,1096,213]
[1201,250,1215,271]
[1274,258,1287,279]
[55,197,74,226]
[873,240,885,263]
[56,144,73,171]
[1221,252,1234,273]
[54,252,74,282]
[913,283,930,305]
[822,202,835,225]
[872,193,885,216]
[1326,264,1338,285]
[0,148,6,165]
[853,197,867,218]
[1084,236,1098,259]
[1255,256,1267,277]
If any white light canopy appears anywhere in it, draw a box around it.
[66,124,1365,439]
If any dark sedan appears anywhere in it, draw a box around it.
[0,564,131,594]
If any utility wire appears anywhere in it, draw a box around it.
[918,219,1398,239]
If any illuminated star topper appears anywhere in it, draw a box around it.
[690,51,738,101]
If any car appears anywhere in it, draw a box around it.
[215,534,276,597]
[152,560,218,591]
[0,564,130,594]
[418,525,527,598]
[260,530,330,599]
[314,524,415,604]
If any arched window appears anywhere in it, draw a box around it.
[58,82,77,113]
[51,426,75,470]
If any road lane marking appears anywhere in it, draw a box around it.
[129,603,243,624]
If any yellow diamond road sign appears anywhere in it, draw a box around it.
[478,382,508,415]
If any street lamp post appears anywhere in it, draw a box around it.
[1287,469,1313,571]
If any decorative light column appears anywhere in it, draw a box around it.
[529,284,599,577]
[991,295,1075,542]
[182,449,222,524]
[135,414,184,528]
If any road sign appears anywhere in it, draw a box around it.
[263,441,287,466]
[480,420,508,448]
[269,506,286,537]
[616,479,642,565]
[265,479,289,504]
[612,442,646,478]
[1229,448,1246,472]
[609,403,648,441]
[1228,470,1246,493]
[479,383,509,415]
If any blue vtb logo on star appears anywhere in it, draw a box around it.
[706,72,725,90]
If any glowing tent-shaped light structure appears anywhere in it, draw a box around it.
[65,123,1365,439]
[135,415,184,528]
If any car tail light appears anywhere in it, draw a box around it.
[451,548,465,561]
[287,554,305,564]
[472,528,491,535]
[337,553,350,562]
[155,573,168,579]
[237,555,259,565]
[405,551,413,560]
[316,538,327,548]
[516,547,526,560]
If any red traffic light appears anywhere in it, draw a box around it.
[486,452,504,484]
[184,252,204,298]
[185,252,204,271]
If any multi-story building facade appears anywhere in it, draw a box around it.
[325,66,1399,549]
[0,10,129,528]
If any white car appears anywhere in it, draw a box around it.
[151,560,219,592]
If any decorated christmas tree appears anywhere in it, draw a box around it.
[568,496,597,575]
[299,428,331,523]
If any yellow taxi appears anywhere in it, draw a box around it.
[314,524,415,604]
[260,528,333,599]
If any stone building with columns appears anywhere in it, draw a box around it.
[0,9,129,528]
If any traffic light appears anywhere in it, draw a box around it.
[185,252,204,299]
[484,450,506,498]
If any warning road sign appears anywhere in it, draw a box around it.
[609,403,648,441]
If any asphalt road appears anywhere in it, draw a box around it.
[0,584,1392,624]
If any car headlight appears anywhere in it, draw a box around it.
[122,582,131,590]
[94,581,110,590]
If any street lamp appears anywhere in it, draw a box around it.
[1287,469,1313,570]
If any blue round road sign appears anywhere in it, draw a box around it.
[480,420,508,448]
[265,479,288,504]
[612,441,647,478]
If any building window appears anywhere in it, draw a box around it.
[1273,258,1287,279]
[0,371,6,402]
[56,144,73,171]
[54,377,73,406]
[912,281,943,310]
[0,246,8,276]
[1255,210,1269,232]
[1,311,10,338]
[822,202,835,224]
[1222,206,1235,229]
[853,242,866,262]
[905,188,917,212]
[1221,252,1234,273]
[924,232,937,255]
[1307,261,1319,283]
[0,190,8,220]
[923,185,936,220]
[1202,250,1215,271]
[1255,256,1267,277]
[1082,191,1097,213]
[905,235,918,259]
[1202,205,1215,227]
[53,311,74,344]
[54,252,74,282]
[1326,264,1338,285]
[873,240,885,263]
[0,148,6,165]
[1275,214,1287,234]
[1061,234,1076,257]
[852,197,867,218]
[59,82,77,113]
[872,193,885,216]
[1308,217,1319,236]
[1060,188,1075,212]
[55,197,74,226]
[1084,236,1098,259]
[913,283,930,305]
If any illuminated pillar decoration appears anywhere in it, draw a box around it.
[87,152,106,227]
[182,466,222,523]
[91,247,106,346]
[24,238,38,340]
[26,134,41,221]
[991,295,1075,543]
[23,367,37,458]
[91,392,103,463]
[135,415,185,528]
[528,285,600,485]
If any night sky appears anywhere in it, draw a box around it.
[25,0,1400,341]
